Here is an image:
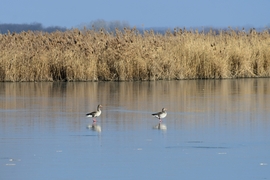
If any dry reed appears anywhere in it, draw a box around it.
[0,28,270,81]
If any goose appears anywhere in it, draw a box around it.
[152,108,167,123]
[86,104,102,123]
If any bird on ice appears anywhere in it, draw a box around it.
[152,108,167,123]
[86,104,102,123]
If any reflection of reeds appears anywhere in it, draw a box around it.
[1,79,269,131]
[1,28,270,81]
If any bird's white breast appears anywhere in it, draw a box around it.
[95,110,101,117]
[159,112,167,119]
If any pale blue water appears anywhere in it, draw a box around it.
[0,80,270,180]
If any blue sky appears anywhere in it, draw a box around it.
[1,0,269,29]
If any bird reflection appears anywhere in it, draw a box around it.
[87,123,102,132]
[153,122,167,130]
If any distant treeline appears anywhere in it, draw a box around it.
[1,20,268,35]
[0,23,67,34]
[0,20,131,34]
[78,19,130,32]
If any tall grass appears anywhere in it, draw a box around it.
[0,28,270,81]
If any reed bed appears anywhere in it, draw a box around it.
[0,28,270,81]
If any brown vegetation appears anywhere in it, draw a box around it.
[0,28,270,81]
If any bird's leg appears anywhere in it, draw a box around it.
[159,118,162,123]
[93,118,97,124]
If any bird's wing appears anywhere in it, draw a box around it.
[86,111,96,117]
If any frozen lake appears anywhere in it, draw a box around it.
[0,79,270,180]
